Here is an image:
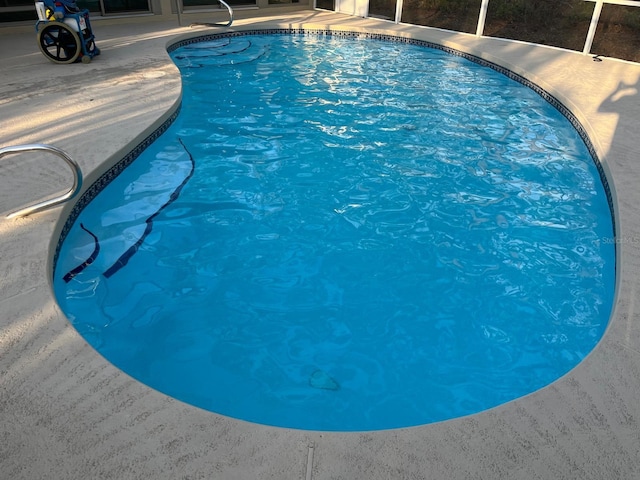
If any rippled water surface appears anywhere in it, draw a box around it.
[54,34,615,431]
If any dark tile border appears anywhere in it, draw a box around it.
[54,29,616,276]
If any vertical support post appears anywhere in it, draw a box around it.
[583,0,604,54]
[395,0,404,23]
[476,0,490,36]
[175,0,183,26]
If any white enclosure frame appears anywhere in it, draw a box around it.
[344,0,640,57]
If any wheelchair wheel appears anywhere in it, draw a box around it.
[37,22,81,64]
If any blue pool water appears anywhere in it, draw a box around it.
[54,33,615,431]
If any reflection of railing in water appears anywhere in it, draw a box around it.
[175,0,233,28]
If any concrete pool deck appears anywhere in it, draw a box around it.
[1,9,640,479]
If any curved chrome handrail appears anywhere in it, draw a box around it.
[190,0,234,28]
[0,144,83,219]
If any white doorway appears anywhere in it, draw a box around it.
[335,0,368,17]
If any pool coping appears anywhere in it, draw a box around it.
[2,10,640,479]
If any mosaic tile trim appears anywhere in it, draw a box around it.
[54,29,616,275]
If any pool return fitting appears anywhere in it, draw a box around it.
[0,144,82,219]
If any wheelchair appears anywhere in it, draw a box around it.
[35,0,100,64]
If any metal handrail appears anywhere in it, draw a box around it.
[189,0,234,28]
[0,144,82,219]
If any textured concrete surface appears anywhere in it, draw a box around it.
[1,9,640,480]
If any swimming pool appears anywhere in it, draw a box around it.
[53,31,615,431]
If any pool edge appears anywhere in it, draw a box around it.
[51,26,620,429]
